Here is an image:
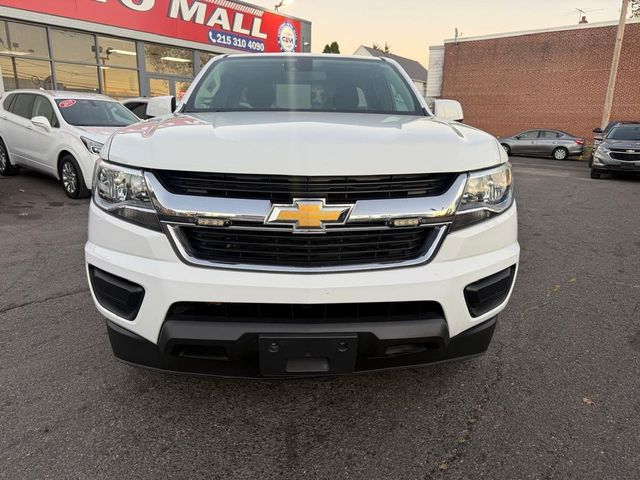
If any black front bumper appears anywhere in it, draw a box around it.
[106,316,498,378]
[592,164,640,174]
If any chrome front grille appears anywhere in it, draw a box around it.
[145,171,468,273]
[152,170,458,202]
[610,150,640,161]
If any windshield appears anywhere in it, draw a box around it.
[56,99,139,127]
[606,126,640,141]
[185,57,424,116]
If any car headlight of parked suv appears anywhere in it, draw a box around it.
[453,163,513,230]
[593,145,611,165]
[81,136,105,155]
[92,159,160,231]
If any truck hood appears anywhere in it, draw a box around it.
[106,112,505,175]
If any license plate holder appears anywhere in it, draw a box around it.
[259,334,358,376]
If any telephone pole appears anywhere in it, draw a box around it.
[601,0,630,129]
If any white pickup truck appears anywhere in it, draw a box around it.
[85,54,519,378]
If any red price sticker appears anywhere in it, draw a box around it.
[58,99,77,109]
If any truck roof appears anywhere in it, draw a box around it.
[223,53,383,62]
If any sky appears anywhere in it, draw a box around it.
[249,0,627,67]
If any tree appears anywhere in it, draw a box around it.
[632,0,639,18]
[372,42,392,53]
[322,41,340,54]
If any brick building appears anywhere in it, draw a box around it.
[427,19,640,142]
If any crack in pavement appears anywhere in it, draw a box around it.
[0,289,90,315]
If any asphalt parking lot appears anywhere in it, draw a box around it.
[1,156,639,480]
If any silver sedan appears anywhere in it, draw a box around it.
[499,129,584,160]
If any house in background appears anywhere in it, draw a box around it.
[426,45,445,98]
[354,45,428,99]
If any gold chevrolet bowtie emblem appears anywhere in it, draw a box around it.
[266,199,353,232]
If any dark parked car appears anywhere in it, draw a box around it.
[499,129,584,160]
[590,124,640,179]
[121,98,152,120]
[590,120,640,163]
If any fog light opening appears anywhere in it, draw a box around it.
[464,266,516,318]
[89,266,145,320]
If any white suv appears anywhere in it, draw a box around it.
[0,90,139,198]
[86,54,519,378]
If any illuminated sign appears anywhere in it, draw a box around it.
[0,0,303,53]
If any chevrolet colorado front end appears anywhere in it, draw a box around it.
[85,54,519,377]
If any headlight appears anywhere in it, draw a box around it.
[92,159,161,231]
[81,136,104,155]
[596,145,610,155]
[452,163,514,230]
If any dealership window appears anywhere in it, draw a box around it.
[51,29,97,64]
[0,19,223,97]
[149,78,170,97]
[6,22,49,58]
[199,52,217,69]
[1,21,53,89]
[176,80,192,100]
[98,37,137,69]
[144,43,193,77]
[0,56,16,90]
[102,67,139,99]
[96,37,140,98]
[15,58,53,89]
[0,20,8,53]
[54,63,99,93]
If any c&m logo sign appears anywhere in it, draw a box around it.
[0,0,304,53]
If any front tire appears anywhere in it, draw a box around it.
[501,144,511,156]
[59,155,90,199]
[553,147,569,161]
[590,169,601,179]
[0,140,18,176]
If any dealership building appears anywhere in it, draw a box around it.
[0,0,312,99]
[427,19,640,141]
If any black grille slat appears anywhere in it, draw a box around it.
[186,231,426,248]
[167,300,444,324]
[186,238,426,252]
[185,245,424,257]
[182,226,436,267]
[154,171,456,202]
[610,151,640,161]
[186,239,425,251]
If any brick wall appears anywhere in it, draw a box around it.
[441,22,640,142]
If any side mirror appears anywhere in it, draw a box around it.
[433,99,464,122]
[593,128,603,134]
[31,116,52,132]
[146,96,177,118]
